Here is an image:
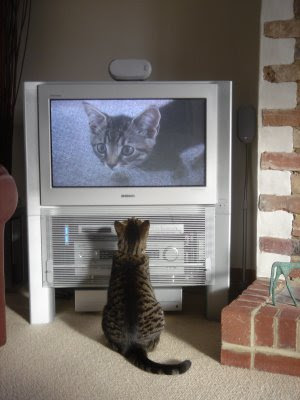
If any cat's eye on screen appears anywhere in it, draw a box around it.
[121,145,134,156]
[96,143,106,154]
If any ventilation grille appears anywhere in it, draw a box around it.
[41,205,215,288]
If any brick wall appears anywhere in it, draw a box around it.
[257,0,300,276]
[221,1,300,377]
[221,279,300,376]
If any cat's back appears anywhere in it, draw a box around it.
[102,252,164,342]
[107,252,159,311]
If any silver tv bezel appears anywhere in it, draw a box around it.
[37,81,218,206]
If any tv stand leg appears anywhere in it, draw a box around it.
[28,215,55,324]
[206,211,230,320]
[29,286,55,324]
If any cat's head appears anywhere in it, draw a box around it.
[114,217,150,255]
[83,102,161,169]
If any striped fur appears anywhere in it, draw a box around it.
[102,217,191,375]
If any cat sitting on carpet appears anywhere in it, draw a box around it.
[102,217,191,375]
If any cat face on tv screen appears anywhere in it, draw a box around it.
[50,98,206,187]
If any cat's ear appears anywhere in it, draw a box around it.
[140,220,150,236]
[133,107,161,139]
[114,220,125,235]
[83,102,107,131]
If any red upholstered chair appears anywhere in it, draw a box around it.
[0,165,18,346]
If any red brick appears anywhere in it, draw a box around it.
[264,63,300,83]
[260,237,300,256]
[243,288,267,295]
[290,268,300,278]
[292,216,300,236]
[249,278,270,288]
[264,19,300,38]
[259,237,294,256]
[221,302,259,346]
[262,109,300,127]
[247,281,270,296]
[278,307,300,349]
[255,305,279,347]
[221,349,251,369]
[230,299,263,308]
[254,353,300,376]
[238,294,268,303]
[259,194,300,213]
[278,303,300,311]
[243,289,269,301]
[261,152,300,171]
[291,172,300,193]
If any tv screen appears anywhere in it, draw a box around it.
[50,98,206,188]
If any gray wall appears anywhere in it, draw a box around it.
[14,0,261,273]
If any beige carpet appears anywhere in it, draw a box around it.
[1,289,300,400]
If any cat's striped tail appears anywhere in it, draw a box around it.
[125,345,191,375]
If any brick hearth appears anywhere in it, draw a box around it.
[221,279,300,376]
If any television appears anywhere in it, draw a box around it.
[37,81,218,206]
[24,81,232,323]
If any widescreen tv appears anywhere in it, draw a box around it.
[37,81,219,206]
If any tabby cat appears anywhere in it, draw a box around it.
[101,217,191,375]
[83,102,161,170]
